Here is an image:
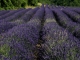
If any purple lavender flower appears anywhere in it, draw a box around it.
[0,9,29,23]
[62,9,80,23]
[42,22,80,60]
[0,6,45,60]
[42,7,80,60]
[0,22,16,34]
[52,9,80,39]
[0,10,10,16]
[19,7,39,22]
[0,8,26,20]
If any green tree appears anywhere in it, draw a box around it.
[28,0,38,6]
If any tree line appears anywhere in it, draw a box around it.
[0,0,80,10]
[39,0,80,6]
[0,0,38,10]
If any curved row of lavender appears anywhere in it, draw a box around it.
[0,8,33,35]
[0,8,31,23]
[62,9,80,23]
[10,8,39,25]
[0,6,44,60]
[0,7,41,35]
[52,9,80,39]
[20,7,39,22]
[73,8,80,14]
[60,7,80,14]
[42,7,80,60]
[0,8,25,20]
[0,10,10,16]
[0,22,17,34]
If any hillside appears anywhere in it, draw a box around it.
[0,5,80,60]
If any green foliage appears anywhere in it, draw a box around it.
[0,44,10,57]
[0,0,38,10]
[39,0,80,6]
[32,0,38,6]
[0,0,80,10]
[28,0,38,6]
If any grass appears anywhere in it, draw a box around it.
[26,6,36,9]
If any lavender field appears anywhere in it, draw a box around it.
[0,5,80,60]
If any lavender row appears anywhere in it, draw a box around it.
[42,7,80,60]
[0,10,10,16]
[19,7,39,22]
[0,8,25,20]
[49,5,68,11]
[30,6,44,21]
[62,9,80,23]
[0,24,38,60]
[0,9,31,23]
[0,22,17,34]
[0,6,45,60]
[44,7,55,20]
[9,7,39,27]
[52,9,80,39]
[72,8,80,14]
[43,9,80,60]
[42,25,80,60]
[50,5,80,10]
